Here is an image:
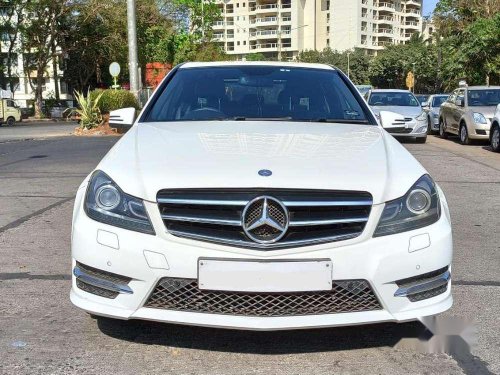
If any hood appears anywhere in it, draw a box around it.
[370,106,423,118]
[468,106,496,119]
[97,121,427,205]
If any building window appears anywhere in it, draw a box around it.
[237,41,240,45]
[237,3,239,7]
[243,41,246,45]
[243,2,246,6]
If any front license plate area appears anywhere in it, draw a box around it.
[198,259,332,292]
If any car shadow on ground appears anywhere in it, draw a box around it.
[96,317,427,354]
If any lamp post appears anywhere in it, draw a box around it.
[127,0,139,98]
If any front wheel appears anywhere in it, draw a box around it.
[427,116,434,135]
[459,123,471,145]
[491,124,500,152]
[439,118,448,139]
[6,117,15,126]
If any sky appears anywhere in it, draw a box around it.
[423,0,439,16]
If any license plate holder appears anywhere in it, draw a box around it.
[198,258,332,292]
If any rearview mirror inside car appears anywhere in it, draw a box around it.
[109,107,137,130]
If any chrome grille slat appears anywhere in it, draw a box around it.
[161,214,242,226]
[157,189,372,250]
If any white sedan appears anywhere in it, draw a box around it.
[70,62,453,330]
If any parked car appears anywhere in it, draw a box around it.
[71,62,452,330]
[439,85,500,144]
[415,94,430,105]
[489,103,500,152]
[355,85,373,96]
[422,94,449,134]
[366,89,429,143]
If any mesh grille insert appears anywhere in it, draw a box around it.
[145,278,382,317]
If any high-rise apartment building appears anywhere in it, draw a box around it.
[211,0,423,60]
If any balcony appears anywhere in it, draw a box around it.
[213,33,225,41]
[282,16,292,22]
[250,3,279,13]
[376,2,395,11]
[373,15,394,23]
[406,0,421,6]
[375,28,393,35]
[251,16,278,25]
[249,42,292,51]
[404,8,421,16]
[405,21,420,29]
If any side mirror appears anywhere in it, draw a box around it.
[455,98,464,107]
[495,103,500,116]
[109,107,136,130]
[421,101,429,108]
[378,111,406,129]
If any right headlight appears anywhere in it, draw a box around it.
[374,175,440,237]
[473,112,487,124]
[84,170,155,235]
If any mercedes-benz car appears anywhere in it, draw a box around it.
[366,89,429,143]
[71,62,453,330]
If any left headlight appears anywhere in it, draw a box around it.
[374,175,440,237]
[473,112,487,124]
[415,112,426,121]
[84,170,155,235]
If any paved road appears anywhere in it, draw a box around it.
[0,121,77,142]
[0,133,499,375]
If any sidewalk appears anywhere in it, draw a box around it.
[0,122,77,142]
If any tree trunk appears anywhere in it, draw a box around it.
[34,68,45,119]
[52,42,60,100]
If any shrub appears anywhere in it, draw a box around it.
[89,89,140,114]
[74,90,104,129]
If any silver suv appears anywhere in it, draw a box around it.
[439,86,500,144]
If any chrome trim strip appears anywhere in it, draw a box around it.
[158,198,372,207]
[394,270,450,298]
[73,266,133,294]
[289,216,369,226]
[168,229,360,250]
[157,198,247,206]
[283,200,372,207]
[161,214,242,226]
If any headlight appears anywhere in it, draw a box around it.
[415,112,426,121]
[473,112,487,124]
[374,175,440,237]
[84,171,155,235]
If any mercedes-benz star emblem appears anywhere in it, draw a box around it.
[242,196,289,244]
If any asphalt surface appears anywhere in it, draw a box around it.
[0,127,499,375]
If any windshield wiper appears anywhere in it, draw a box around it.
[222,117,294,121]
[303,118,370,124]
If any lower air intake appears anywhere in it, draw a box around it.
[144,278,381,317]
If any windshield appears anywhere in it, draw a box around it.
[467,89,500,107]
[368,92,420,107]
[146,66,370,124]
[415,95,429,104]
[431,95,448,107]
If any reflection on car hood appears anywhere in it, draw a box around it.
[370,106,423,118]
[468,106,496,118]
[97,121,426,205]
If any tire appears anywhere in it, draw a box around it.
[459,123,471,145]
[491,124,500,152]
[416,136,427,144]
[439,118,448,139]
[427,115,434,135]
[6,117,15,126]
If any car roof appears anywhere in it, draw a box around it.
[465,86,500,90]
[369,89,412,93]
[179,61,336,70]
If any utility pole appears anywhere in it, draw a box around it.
[127,0,140,98]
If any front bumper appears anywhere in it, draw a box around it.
[386,118,428,139]
[70,186,453,330]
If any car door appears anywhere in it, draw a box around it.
[450,89,465,132]
[442,90,457,130]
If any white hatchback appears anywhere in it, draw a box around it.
[71,62,453,330]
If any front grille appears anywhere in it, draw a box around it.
[157,189,372,249]
[387,127,413,134]
[145,278,381,317]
